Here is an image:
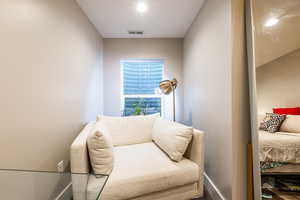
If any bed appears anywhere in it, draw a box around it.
[259,130,300,164]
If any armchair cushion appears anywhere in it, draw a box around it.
[97,114,159,146]
[87,124,114,175]
[99,142,200,200]
[152,118,193,162]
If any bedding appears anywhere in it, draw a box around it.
[280,115,300,133]
[259,130,300,163]
[260,161,287,170]
[273,107,300,115]
[259,113,286,133]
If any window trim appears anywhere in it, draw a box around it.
[120,59,165,116]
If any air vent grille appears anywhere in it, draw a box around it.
[128,31,144,35]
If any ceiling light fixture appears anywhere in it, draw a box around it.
[136,1,148,13]
[265,18,279,27]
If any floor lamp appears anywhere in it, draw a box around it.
[159,78,178,121]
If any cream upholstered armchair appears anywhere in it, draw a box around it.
[71,114,204,200]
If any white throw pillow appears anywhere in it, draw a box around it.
[152,118,193,162]
[97,114,160,146]
[87,124,114,175]
[280,115,300,133]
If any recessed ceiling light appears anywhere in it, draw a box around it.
[136,2,148,13]
[265,18,279,27]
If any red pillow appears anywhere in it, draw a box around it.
[273,107,300,115]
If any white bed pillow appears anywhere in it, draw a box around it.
[152,118,193,162]
[280,115,300,133]
[97,114,160,146]
[87,124,114,175]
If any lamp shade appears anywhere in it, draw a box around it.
[159,79,178,95]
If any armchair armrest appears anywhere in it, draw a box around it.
[185,129,204,167]
[184,129,204,196]
[71,122,96,173]
[70,122,95,200]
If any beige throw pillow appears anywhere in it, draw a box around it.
[152,118,193,162]
[87,124,114,175]
[280,115,300,133]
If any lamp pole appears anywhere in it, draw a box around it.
[173,89,176,122]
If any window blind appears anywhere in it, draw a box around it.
[122,60,163,116]
[123,61,163,95]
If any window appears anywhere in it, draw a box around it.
[121,59,164,116]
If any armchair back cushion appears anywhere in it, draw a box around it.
[97,114,159,146]
[152,118,193,162]
[87,123,114,175]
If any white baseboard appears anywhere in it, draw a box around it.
[204,172,226,200]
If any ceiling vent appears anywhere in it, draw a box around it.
[128,30,144,35]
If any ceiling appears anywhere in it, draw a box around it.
[253,0,300,67]
[76,0,205,38]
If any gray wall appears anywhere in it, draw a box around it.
[103,38,183,122]
[183,0,250,199]
[257,48,300,114]
[0,0,103,171]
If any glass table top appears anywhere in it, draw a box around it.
[0,169,109,200]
